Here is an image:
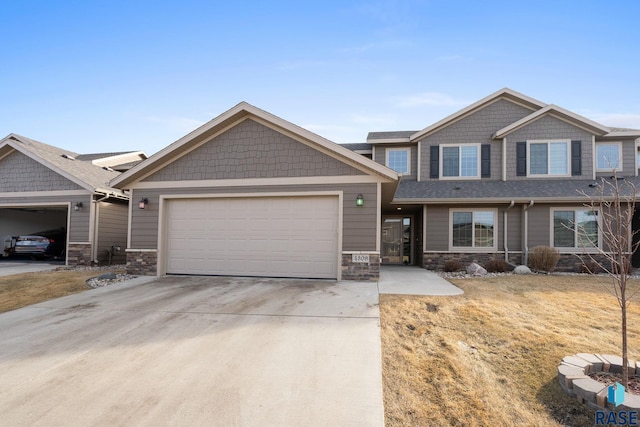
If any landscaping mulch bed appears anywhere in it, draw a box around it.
[589,372,640,395]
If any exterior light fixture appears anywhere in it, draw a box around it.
[138,198,149,209]
[356,194,364,207]
[74,202,83,211]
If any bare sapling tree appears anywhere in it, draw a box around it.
[578,173,640,388]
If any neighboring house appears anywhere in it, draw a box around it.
[110,103,398,280]
[364,88,640,271]
[0,134,145,264]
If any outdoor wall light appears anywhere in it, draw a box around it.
[74,202,83,211]
[138,198,149,209]
[356,194,364,207]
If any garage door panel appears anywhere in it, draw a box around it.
[165,196,339,279]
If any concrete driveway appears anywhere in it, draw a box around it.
[0,276,383,426]
[0,259,63,276]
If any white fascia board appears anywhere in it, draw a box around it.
[91,151,147,167]
[367,138,412,144]
[410,88,546,141]
[604,130,640,138]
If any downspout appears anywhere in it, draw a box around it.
[522,201,534,265]
[92,193,110,263]
[504,201,515,263]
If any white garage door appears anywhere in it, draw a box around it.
[165,196,339,279]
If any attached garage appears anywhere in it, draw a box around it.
[112,102,398,280]
[163,195,340,278]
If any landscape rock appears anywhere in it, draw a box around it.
[466,262,487,276]
[97,272,117,280]
[513,265,532,275]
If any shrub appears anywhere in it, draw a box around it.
[485,258,510,273]
[527,246,560,272]
[443,259,463,272]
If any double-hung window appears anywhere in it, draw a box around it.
[450,209,496,249]
[386,148,410,175]
[596,142,622,172]
[528,140,570,176]
[440,144,480,178]
[552,208,599,249]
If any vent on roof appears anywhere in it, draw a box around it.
[61,154,75,160]
[102,166,115,172]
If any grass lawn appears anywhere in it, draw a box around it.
[380,274,640,427]
[0,269,123,313]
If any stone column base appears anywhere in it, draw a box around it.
[126,250,158,275]
[341,253,380,281]
[67,243,92,265]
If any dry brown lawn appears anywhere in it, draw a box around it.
[380,274,640,427]
[0,269,122,313]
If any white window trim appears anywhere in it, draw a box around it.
[549,207,601,253]
[449,208,498,251]
[385,147,411,175]
[526,139,571,177]
[595,141,623,172]
[439,143,481,180]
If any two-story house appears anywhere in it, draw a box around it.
[109,89,640,280]
[361,88,640,271]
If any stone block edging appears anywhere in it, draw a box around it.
[558,353,640,411]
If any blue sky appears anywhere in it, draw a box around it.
[2,1,639,156]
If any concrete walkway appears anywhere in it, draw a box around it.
[378,265,463,296]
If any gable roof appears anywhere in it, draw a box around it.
[493,104,611,138]
[0,134,127,198]
[410,88,547,141]
[111,102,398,188]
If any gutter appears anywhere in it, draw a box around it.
[504,201,515,263]
[522,201,534,265]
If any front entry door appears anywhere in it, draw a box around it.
[381,217,412,265]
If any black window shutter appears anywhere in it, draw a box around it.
[481,144,491,177]
[430,146,439,178]
[571,140,582,176]
[516,142,526,176]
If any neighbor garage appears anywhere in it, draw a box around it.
[164,195,339,278]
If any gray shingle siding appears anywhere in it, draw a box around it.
[506,115,594,180]
[418,99,535,181]
[0,151,82,191]
[144,119,364,181]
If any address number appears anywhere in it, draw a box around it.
[352,254,370,263]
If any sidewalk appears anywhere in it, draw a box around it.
[378,265,463,296]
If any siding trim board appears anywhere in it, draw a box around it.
[130,175,389,190]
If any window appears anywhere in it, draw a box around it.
[440,144,480,178]
[450,209,496,249]
[528,140,570,176]
[386,148,410,175]
[596,142,622,171]
[552,208,599,249]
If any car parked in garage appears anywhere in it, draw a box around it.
[12,228,67,259]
